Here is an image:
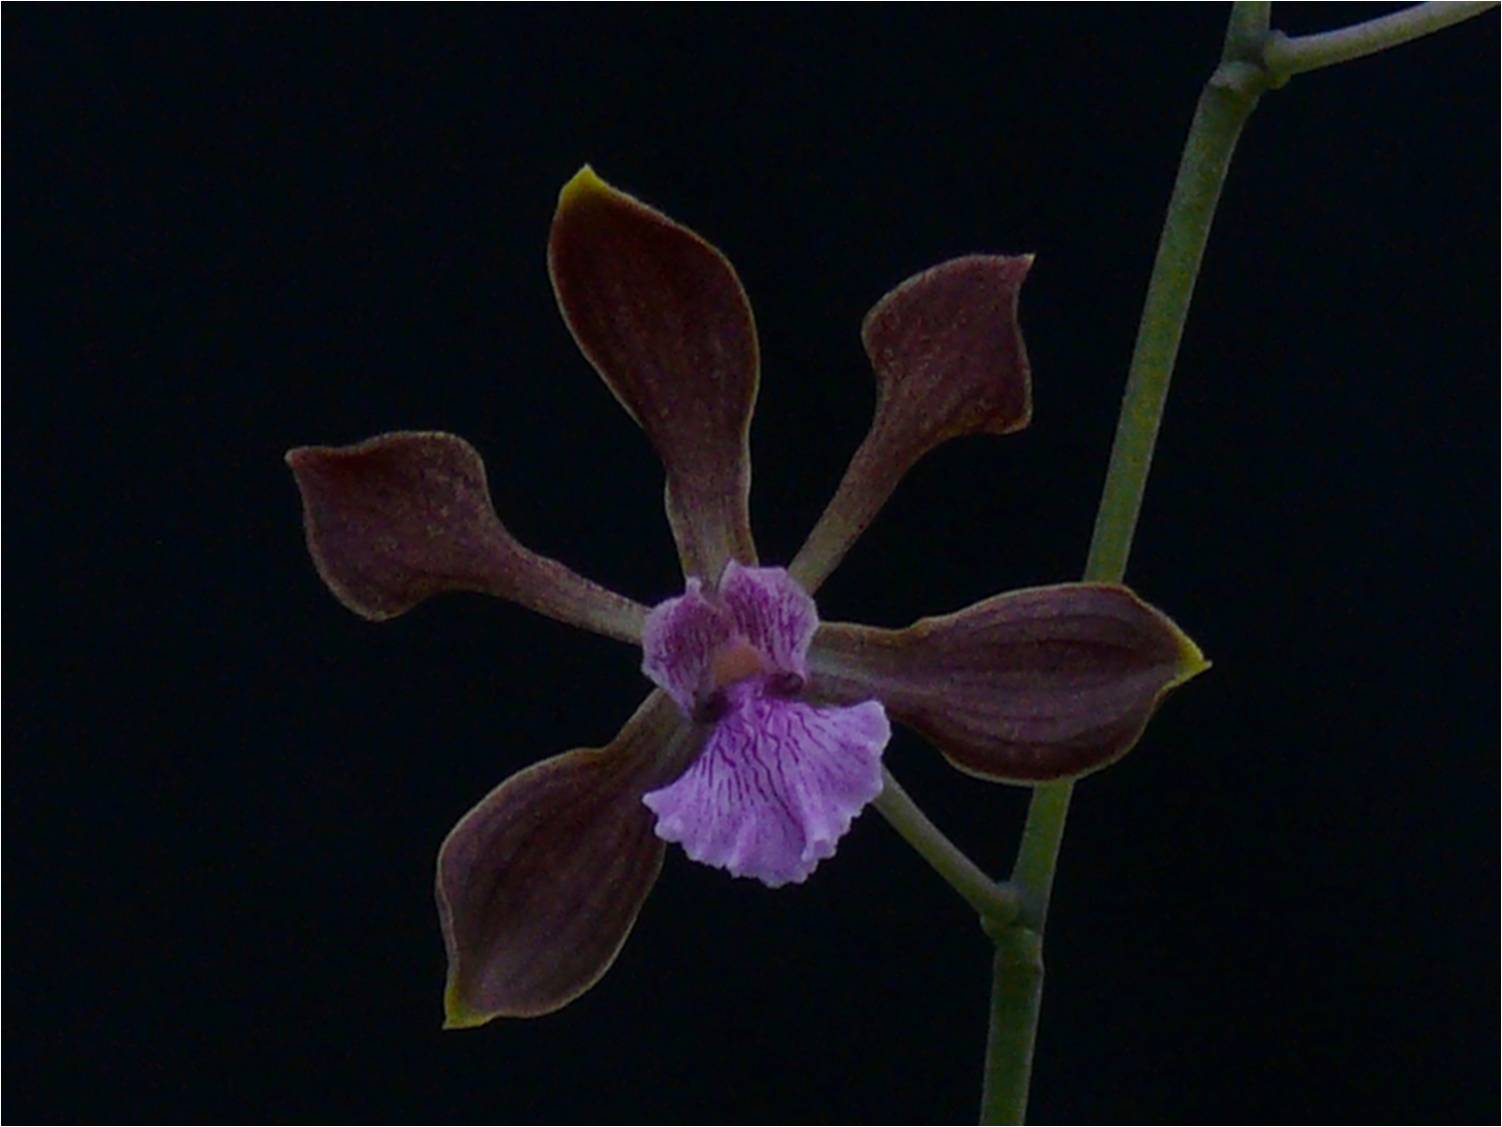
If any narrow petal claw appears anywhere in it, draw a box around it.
[808,584,1208,782]
[437,692,695,1024]
[548,167,759,582]
[642,690,889,887]
[791,255,1034,592]
[287,431,646,642]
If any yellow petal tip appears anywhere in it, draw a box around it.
[558,164,612,208]
[1174,634,1212,684]
[441,984,493,1030]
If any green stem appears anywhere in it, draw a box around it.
[874,767,1021,926]
[978,6,1273,1122]
[1083,74,1267,579]
[1264,2,1498,82]
[978,928,1043,1124]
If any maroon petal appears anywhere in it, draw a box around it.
[548,167,758,582]
[790,255,1033,592]
[808,585,1207,782]
[287,431,646,642]
[437,691,697,1024]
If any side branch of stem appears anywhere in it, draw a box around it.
[873,767,1021,927]
[1264,2,1498,81]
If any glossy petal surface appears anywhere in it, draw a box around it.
[288,431,645,641]
[437,692,695,1024]
[643,686,889,887]
[791,255,1033,591]
[549,167,759,582]
[809,584,1207,782]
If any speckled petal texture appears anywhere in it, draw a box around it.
[643,687,889,887]
[287,431,646,641]
[549,167,759,582]
[791,255,1033,592]
[437,692,696,1025]
[809,583,1208,782]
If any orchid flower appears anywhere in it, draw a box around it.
[286,167,1206,1028]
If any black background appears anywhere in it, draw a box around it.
[8,6,1498,1122]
